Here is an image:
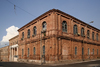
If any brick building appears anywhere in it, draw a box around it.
[9,35,19,61]
[18,9,100,63]
[0,46,9,62]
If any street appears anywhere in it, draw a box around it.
[0,60,100,67]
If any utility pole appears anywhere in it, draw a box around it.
[40,31,42,65]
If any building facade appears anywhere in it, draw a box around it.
[18,9,100,63]
[0,46,9,62]
[9,35,19,61]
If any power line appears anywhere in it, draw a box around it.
[6,0,36,17]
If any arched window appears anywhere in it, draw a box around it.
[22,32,24,38]
[92,32,94,40]
[33,26,37,35]
[42,21,47,31]
[62,21,67,32]
[73,25,78,35]
[81,28,84,36]
[27,29,30,38]
[96,33,98,41]
[87,30,90,39]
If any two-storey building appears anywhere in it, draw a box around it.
[18,9,100,63]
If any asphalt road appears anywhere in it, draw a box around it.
[0,60,100,67]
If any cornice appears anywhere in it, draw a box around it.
[18,9,100,32]
[9,35,19,41]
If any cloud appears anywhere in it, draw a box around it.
[0,25,19,46]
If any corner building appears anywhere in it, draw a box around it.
[18,9,100,63]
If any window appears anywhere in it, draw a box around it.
[27,48,29,57]
[81,27,84,36]
[42,21,47,31]
[87,30,90,39]
[22,49,24,57]
[33,47,36,55]
[22,32,24,39]
[27,29,30,38]
[92,32,94,40]
[43,46,45,55]
[93,49,94,55]
[73,25,78,35]
[62,21,67,32]
[97,49,98,55]
[75,47,77,55]
[33,26,37,35]
[82,47,84,55]
[88,48,90,55]
[96,33,98,41]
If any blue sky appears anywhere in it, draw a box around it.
[0,0,100,48]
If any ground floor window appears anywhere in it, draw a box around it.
[33,47,36,55]
[27,48,29,57]
[97,49,98,55]
[22,49,24,57]
[75,47,77,55]
[82,47,84,55]
[43,46,45,55]
[88,48,90,55]
[93,49,94,55]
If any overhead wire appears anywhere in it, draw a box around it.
[6,0,36,17]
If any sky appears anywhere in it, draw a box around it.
[0,0,100,48]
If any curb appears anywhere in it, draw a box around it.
[43,59,100,66]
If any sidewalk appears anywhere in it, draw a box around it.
[43,59,100,66]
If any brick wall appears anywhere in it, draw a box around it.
[18,9,100,63]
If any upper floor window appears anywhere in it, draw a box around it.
[96,33,98,41]
[92,32,94,40]
[73,25,78,35]
[27,29,30,38]
[62,21,67,32]
[33,26,37,35]
[42,21,47,31]
[22,32,24,38]
[81,27,84,36]
[87,30,90,39]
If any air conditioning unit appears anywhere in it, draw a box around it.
[83,35,85,37]
[87,36,89,38]
[41,29,46,33]
[32,34,35,37]
[77,33,80,36]
[21,38,23,40]
[27,35,30,38]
